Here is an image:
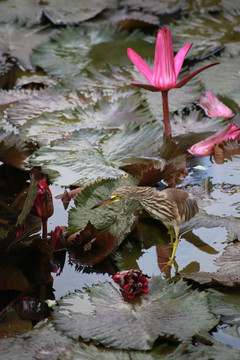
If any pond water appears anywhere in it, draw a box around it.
[49,151,240,300]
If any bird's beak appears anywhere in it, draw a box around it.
[91,196,116,209]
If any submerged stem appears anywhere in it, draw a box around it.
[161,90,172,139]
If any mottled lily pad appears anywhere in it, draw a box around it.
[19,91,154,146]
[0,0,118,26]
[0,22,57,70]
[182,242,240,286]
[31,25,153,81]
[54,276,217,350]
[30,121,164,186]
[68,176,140,249]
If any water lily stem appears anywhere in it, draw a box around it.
[162,90,172,139]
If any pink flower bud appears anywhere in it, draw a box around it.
[31,180,54,219]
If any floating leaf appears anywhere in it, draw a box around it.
[5,88,80,129]
[0,130,31,169]
[191,56,240,104]
[54,276,218,350]
[97,8,159,29]
[30,121,164,186]
[120,0,188,14]
[31,25,153,81]
[0,0,118,26]
[209,289,240,325]
[19,92,154,146]
[182,242,240,286]
[67,221,115,265]
[171,109,225,138]
[171,11,240,59]
[0,323,74,359]
[0,22,57,70]
[120,136,186,186]
[68,176,140,249]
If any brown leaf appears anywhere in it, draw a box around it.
[120,158,186,187]
[214,138,240,164]
[67,221,97,246]
[0,265,29,291]
[68,227,115,266]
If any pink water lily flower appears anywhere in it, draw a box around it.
[127,27,219,138]
[199,90,234,119]
[188,121,240,157]
[127,27,218,92]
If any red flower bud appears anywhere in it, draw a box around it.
[31,180,54,219]
[113,269,148,299]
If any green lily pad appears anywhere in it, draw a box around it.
[171,110,226,137]
[18,91,154,146]
[31,25,154,81]
[177,325,240,359]
[171,11,240,59]
[182,242,240,286]
[209,289,240,325]
[191,56,240,103]
[30,121,164,186]
[0,0,118,26]
[4,88,80,129]
[68,176,140,248]
[0,21,57,70]
[54,276,218,350]
[120,0,188,14]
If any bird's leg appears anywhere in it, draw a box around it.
[168,228,174,247]
[167,227,179,266]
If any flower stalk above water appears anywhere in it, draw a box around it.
[127,27,219,138]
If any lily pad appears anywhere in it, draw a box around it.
[30,121,164,186]
[120,0,188,14]
[0,130,31,169]
[18,92,154,146]
[171,110,226,138]
[54,276,218,350]
[4,88,80,129]
[208,289,240,325]
[0,0,118,26]
[182,242,240,286]
[68,176,140,249]
[96,8,160,29]
[0,22,58,70]
[171,11,240,59]
[191,56,240,104]
[31,25,153,81]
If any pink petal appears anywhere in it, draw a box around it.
[127,48,153,84]
[188,121,240,157]
[153,27,176,89]
[199,90,234,119]
[174,62,220,88]
[174,43,192,78]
